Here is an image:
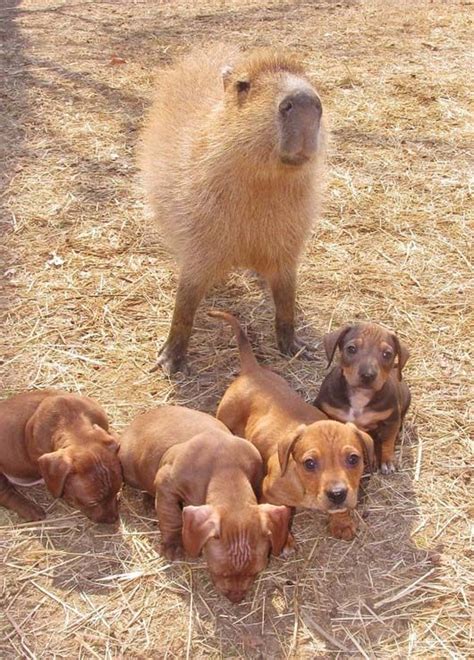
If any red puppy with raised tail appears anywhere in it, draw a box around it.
[0,390,122,523]
[119,406,290,603]
[210,311,374,542]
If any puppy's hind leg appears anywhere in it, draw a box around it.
[0,474,45,522]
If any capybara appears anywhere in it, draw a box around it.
[139,44,327,374]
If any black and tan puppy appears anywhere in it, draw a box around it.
[313,323,411,474]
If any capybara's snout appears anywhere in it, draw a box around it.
[279,89,322,165]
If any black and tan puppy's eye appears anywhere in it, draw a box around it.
[303,458,318,471]
[346,453,360,467]
[346,344,357,355]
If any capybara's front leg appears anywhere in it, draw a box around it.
[269,268,313,358]
[0,474,45,521]
[152,271,208,375]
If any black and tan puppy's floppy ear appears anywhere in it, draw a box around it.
[37,449,73,498]
[278,425,306,476]
[391,333,410,381]
[347,423,376,473]
[258,504,292,556]
[323,325,353,367]
[182,505,220,558]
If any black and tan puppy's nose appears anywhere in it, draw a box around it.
[359,368,377,385]
[279,91,322,117]
[326,487,348,505]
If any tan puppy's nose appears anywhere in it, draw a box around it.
[224,589,246,604]
[326,485,348,506]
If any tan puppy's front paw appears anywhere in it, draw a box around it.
[280,531,297,559]
[328,512,356,541]
[160,541,185,561]
[380,461,396,475]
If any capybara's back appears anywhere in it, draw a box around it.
[139,45,327,373]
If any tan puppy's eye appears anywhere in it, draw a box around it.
[382,349,393,360]
[346,344,357,355]
[346,453,360,467]
[303,458,318,471]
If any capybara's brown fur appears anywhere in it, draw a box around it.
[139,44,327,373]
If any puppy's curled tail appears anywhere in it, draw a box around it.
[208,310,258,373]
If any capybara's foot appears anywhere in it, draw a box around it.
[280,531,297,559]
[151,342,189,376]
[328,511,356,541]
[160,541,185,561]
[380,460,396,475]
[277,330,314,360]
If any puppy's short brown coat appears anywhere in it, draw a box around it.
[313,323,411,474]
[210,312,374,541]
[119,405,290,603]
[0,390,122,522]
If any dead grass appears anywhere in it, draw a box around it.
[0,0,472,657]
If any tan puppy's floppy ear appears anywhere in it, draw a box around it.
[323,325,353,368]
[391,334,410,381]
[258,504,291,556]
[278,425,306,476]
[182,505,220,558]
[37,449,73,498]
[347,423,375,473]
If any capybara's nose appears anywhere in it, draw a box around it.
[225,589,246,604]
[359,367,377,384]
[279,91,322,117]
[326,487,348,505]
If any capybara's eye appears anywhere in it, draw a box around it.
[346,453,360,467]
[236,79,251,94]
[346,344,357,355]
[382,349,393,360]
[303,458,318,471]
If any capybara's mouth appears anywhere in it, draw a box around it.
[280,153,311,166]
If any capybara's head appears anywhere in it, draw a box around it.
[277,421,374,512]
[222,49,323,169]
[37,425,123,523]
[182,503,291,603]
[323,323,410,391]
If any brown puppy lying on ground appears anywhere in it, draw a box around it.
[210,311,374,541]
[0,390,122,523]
[313,323,411,474]
[119,406,291,603]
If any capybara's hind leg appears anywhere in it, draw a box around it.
[269,268,314,358]
[0,474,45,521]
[152,271,209,375]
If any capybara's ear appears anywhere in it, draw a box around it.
[347,423,375,474]
[182,505,220,558]
[278,424,306,476]
[37,449,73,498]
[391,334,410,381]
[221,64,233,89]
[258,504,291,556]
[323,324,353,367]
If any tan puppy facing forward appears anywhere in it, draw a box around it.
[119,406,290,603]
[0,390,122,523]
[210,311,374,541]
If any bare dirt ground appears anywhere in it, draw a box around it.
[0,0,472,657]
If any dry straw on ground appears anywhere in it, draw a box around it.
[0,0,472,657]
